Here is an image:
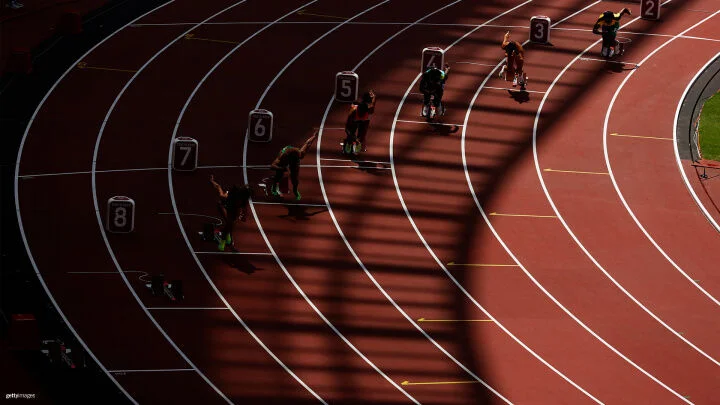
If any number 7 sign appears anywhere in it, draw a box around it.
[248,109,274,142]
[172,137,198,171]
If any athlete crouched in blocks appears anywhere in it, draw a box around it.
[270,130,318,200]
[210,175,252,251]
[500,31,527,88]
[343,90,376,155]
[419,63,449,119]
[593,8,632,58]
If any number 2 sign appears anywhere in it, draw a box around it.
[335,71,358,103]
[641,0,660,20]
[248,109,273,142]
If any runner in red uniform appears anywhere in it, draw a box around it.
[344,90,376,154]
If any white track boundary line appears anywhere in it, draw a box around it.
[483,86,547,94]
[241,2,422,402]
[674,52,720,233]
[194,251,273,255]
[148,307,229,310]
[396,119,464,126]
[461,8,692,405]
[384,1,606,403]
[13,2,176,404]
[91,2,259,404]
[165,2,326,403]
[604,15,720,304]
[535,8,720,365]
[110,368,194,373]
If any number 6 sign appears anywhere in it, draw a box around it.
[335,71,358,103]
[172,137,198,171]
[529,16,551,44]
[641,0,660,20]
[248,109,273,142]
[106,196,135,233]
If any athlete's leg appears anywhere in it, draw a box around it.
[271,168,284,195]
[290,168,301,200]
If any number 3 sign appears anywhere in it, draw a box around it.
[106,196,135,233]
[530,16,551,44]
[248,109,273,142]
[335,71,358,103]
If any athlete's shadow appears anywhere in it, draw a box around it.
[354,162,391,176]
[428,122,461,136]
[222,256,260,275]
[279,204,328,221]
[605,60,638,73]
[507,89,530,103]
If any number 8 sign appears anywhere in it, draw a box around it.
[106,196,135,233]
[172,137,198,171]
[335,71,358,103]
[529,16,551,44]
[248,109,273,143]
[641,0,660,20]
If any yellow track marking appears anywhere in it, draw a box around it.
[297,9,347,19]
[446,262,518,267]
[76,62,137,73]
[401,380,481,386]
[417,318,494,322]
[489,212,558,218]
[543,168,609,175]
[184,33,239,45]
[610,132,673,140]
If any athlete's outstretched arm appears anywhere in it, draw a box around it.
[210,175,228,198]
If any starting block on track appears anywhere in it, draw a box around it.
[147,274,184,301]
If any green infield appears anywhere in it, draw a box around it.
[699,92,720,161]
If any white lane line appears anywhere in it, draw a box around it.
[456,61,502,67]
[578,57,641,66]
[384,1,605,403]
[320,158,392,165]
[19,167,168,178]
[67,271,147,274]
[674,52,720,233]
[13,2,176,404]
[91,3,258,404]
[166,2,326,404]
[604,15,720,306]
[194,251,273,255]
[483,86,547,94]
[110,369,194,373]
[526,2,706,400]
[396,119,464,126]
[243,2,423,402]
[157,212,223,225]
[538,9,720,364]
[131,21,529,28]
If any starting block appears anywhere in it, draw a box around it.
[421,47,444,71]
[147,274,184,301]
[259,175,289,197]
[41,338,76,369]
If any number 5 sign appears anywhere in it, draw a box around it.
[529,16,551,44]
[641,0,660,20]
[248,109,273,142]
[335,71,358,103]
[106,196,135,233]
[172,137,198,171]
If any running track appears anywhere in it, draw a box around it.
[14,0,720,403]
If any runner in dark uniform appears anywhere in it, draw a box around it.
[593,8,632,57]
[270,130,318,200]
[210,175,252,251]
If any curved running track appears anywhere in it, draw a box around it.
[15,0,720,403]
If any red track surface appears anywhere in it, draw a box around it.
[15,0,720,403]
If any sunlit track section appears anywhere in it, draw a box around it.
[90,2,258,403]
[455,1,691,403]
[13,2,177,404]
[240,1,425,403]
[316,0,520,401]
[674,51,720,233]
[316,0,610,403]
[383,2,607,403]
[603,12,720,306]
[165,1,327,403]
[532,8,720,365]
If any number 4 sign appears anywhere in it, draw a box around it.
[335,71,358,103]
[641,0,660,20]
[248,109,273,142]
